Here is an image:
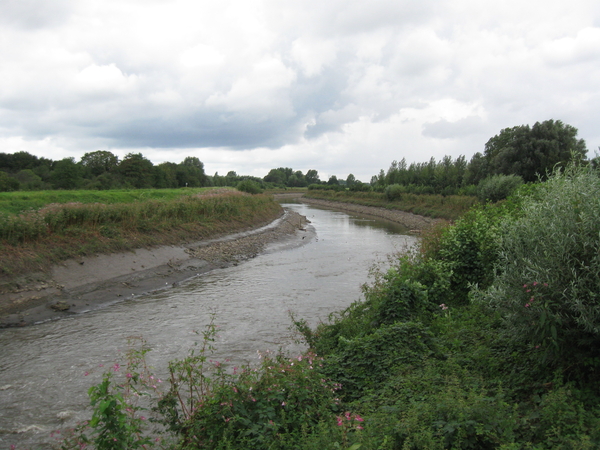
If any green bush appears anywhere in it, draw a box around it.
[236,179,263,194]
[482,165,600,365]
[384,184,405,201]
[434,205,507,305]
[477,174,523,202]
[321,322,437,401]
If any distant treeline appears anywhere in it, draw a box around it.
[1,119,594,200]
[373,119,590,193]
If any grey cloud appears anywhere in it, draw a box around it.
[422,116,484,139]
[0,0,74,29]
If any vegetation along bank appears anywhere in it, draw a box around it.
[56,164,600,449]
[0,189,305,326]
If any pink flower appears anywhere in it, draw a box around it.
[112,364,120,372]
[356,425,364,430]
[355,414,364,422]
[533,281,538,286]
[126,373,133,378]
[525,303,530,308]
[84,371,89,376]
[281,401,286,406]
[336,416,343,426]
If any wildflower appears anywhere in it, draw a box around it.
[84,371,89,376]
[126,373,133,378]
[533,281,538,286]
[355,414,364,422]
[112,363,120,372]
[356,425,364,430]
[336,416,344,426]
[525,303,530,308]
[439,303,448,310]
[282,401,286,406]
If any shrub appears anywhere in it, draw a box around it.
[477,174,523,202]
[482,165,600,365]
[321,322,437,401]
[384,184,405,201]
[433,205,507,305]
[236,179,263,194]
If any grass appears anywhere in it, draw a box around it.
[0,187,215,216]
[0,189,282,282]
[304,189,478,221]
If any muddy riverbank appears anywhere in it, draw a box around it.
[0,210,311,328]
[298,196,444,231]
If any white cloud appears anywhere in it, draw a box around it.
[0,0,599,180]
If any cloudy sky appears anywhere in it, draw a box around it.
[1,0,599,182]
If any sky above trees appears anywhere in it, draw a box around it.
[1,0,599,182]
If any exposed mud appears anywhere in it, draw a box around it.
[0,210,310,328]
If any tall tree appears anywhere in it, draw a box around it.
[50,158,83,189]
[305,169,320,185]
[484,119,587,182]
[80,151,119,177]
[118,153,154,188]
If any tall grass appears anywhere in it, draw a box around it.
[0,191,281,278]
[304,189,478,221]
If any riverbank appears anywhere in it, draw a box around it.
[298,196,444,231]
[0,210,311,328]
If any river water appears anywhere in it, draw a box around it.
[0,202,417,449]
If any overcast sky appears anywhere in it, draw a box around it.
[1,0,599,182]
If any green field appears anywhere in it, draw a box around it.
[0,187,217,216]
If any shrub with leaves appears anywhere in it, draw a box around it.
[477,174,523,202]
[482,165,600,365]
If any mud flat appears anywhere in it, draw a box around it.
[0,210,310,328]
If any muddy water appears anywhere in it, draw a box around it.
[0,203,417,449]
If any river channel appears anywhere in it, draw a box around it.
[0,202,418,449]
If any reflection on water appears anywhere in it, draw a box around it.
[0,203,417,449]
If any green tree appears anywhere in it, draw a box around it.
[175,157,206,187]
[484,119,587,182]
[118,153,154,188]
[0,171,19,191]
[50,158,83,189]
[155,162,179,188]
[327,175,339,185]
[346,173,356,187]
[264,168,286,185]
[15,169,44,190]
[80,150,119,177]
[305,169,320,185]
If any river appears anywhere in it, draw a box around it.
[0,202,417,449]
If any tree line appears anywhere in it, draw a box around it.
[369,119,591,197]
[1,119,593,195]
[0,151,209,192]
